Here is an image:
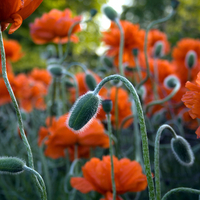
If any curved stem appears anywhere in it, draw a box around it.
[23,165,47,200]
[66,62,87,72]
[119,115,134,133]
[162,187,200,200]
[93,74,155,200]
[136,10,176,90]
[115,19,124,77]
[107,114,116,200]
[145,81,180,114]
[154,125,177,200]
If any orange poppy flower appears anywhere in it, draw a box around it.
[0,0,43,34]
[102,20,144,66]
[100,192,124,200]
[182,71,200,138]
[30,9,81,44]
[70,155,147,199]
[3,38,23,62]
[38,114,109,159]
[172,38,200,85]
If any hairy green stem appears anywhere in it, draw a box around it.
[154,125,177,200]
[93,74,155,200]
[107,114,116,200]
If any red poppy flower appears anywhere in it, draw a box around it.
[102,20,144,66]
[182,71,200,138]
[0,0,43,34]
[3,38,23,61]
[70,156,147,199]
[30,9,81,44]
[172,38,200,85]
[38,114,109,159]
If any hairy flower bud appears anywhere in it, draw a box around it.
[102,56,114,68]
[0,157,25,174]
[171,0,180,9]
[132,48,139,57]
[185,50,197,69]
[153,41,164,58]
[67,92,101,132]
[102,5,118,21]
[85,73,97,91]
[164,75,179,89]
[171,136,194,166]
[48,64,64,77]
[90,9,97,17]
[102,99,113,114]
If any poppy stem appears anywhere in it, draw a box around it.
[93,74,155,200]
[106,113,117,200]
[0,26,47,200]
[154,125,177,200]
[161,187,200,200]
[66,62,88,72]
[136,9,176,90]
[115,19,125,77]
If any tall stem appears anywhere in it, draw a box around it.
[93,74,155,200]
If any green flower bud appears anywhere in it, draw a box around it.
[171,0,180,10]
[85,73,97,91]
[164,75,179,89]
[110,79,122,87]
[0,157,25,174]
[153,41,164,58]
[102,56,114,68]
[65,79,74,89]
[132,48,139,57]
[90,9,97,17]
[171,136,194,166]
[185,50,197,69]
[102,5,118,21]
[102,99,113,114]
[67,92,101,132]
[48,64,64,77]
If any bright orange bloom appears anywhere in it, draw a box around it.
[182,72,200,138]
[3,38,23,61]
[102,21,144,66]
[30,9,81,44]
[172,38,200,85]
[38,114,109,159]
[0,0,43,34]
[70,156,147,199]
[100,192,124,200]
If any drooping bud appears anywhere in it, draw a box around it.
[90,9,97,18]
[65,79,74,89]
[185,50,197,69]
[164,75,179,90]
[102,56,114,68]
[132,48,139,57]
[153,41,164,58]
[85,72,97,91]
[102,5,118,21]
[0,157,25,174]
[171,136,194,166]
[171,0,180,10]
[102,99,113,114]
[67,92,101,132]
[47,64,64,77]
[110,79,122,87]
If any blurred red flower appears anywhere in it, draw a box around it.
[38,114,109,159]
[102,21,144,66]
[70,156,147,199]
[0,0,43,34]
[30,9,81,44]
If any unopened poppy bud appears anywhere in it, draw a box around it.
[185,50,197,69]
[102,56,114,68]
[110,80,122,87]
[164,75,179,89]
[67,92,101,132]
[132,48,139,57]
[65,79,74,89]
[90,9,97,17]
[137,85,146,101]
[171,0,180,9]
[0,157,25,174]
[102,99,113,114]
[171,136,194,166]
[85,73,97,91]
[102,5,118,21]
[153,41,164,58]
[48,64,64,77]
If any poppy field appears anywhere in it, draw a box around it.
[1,0,200,200]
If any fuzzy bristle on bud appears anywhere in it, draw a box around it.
[85,73,97,91]
[153,41,164,58]
[47,64,64,77]
[171,136,194,167]
[0,157,25,174]
[102,5,118,21]
[102,99,113,114]
[67,92,101,132]
[164,75,179,89]
[185,50,197,69]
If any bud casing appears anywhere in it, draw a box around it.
[102,5,118,21]
[185,50,197,69]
